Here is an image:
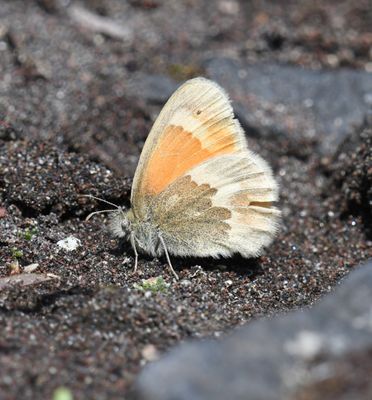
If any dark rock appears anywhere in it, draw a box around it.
[205,58,372,155]
[133,260,372,400]
[125,73,179,104]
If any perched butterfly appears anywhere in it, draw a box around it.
[86,78,280,279]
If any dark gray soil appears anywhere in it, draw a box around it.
[0,1,371,399]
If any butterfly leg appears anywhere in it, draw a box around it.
[158,234,179,280]
[130,233,139,273]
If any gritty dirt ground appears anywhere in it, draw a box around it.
[0,1,371,399]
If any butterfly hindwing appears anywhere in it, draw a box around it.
[147,152,280,257]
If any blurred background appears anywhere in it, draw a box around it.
[1,0,371,175]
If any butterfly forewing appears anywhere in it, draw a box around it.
[131,78,248,217]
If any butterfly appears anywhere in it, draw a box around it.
[85,78,280,279]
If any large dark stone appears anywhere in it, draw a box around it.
[126,73,179,104]
[125,61,372,156]
[132,261,372,400]
[205,58,372,154]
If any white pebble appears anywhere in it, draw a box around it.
[24,263,39,273]
[57,236,81,251]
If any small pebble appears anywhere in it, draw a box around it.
[141,344,160,362]
[24,263,39,273]
[57,236,81,251]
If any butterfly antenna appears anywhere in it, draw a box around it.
[85,209,118,221]
[80,194,120,209]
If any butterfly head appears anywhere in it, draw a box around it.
[109,207,135,239]
[82,194,135,239]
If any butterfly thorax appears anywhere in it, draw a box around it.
[109,208,162,257]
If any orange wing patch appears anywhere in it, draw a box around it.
[142,124,238,194]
